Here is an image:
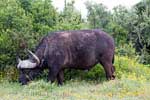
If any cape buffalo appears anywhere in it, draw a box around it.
[17,29,115,85]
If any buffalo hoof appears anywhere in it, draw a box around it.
[112,74,115,79]
[107,75,115,80]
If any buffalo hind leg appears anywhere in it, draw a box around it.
[99,58,115,80]
[102,62,115,80]
[111,65,115,79]
[57,69,64,85]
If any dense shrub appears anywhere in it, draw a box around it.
[115,43,137,58]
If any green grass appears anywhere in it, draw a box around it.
[0,56,150,100]
[0,79,150,100]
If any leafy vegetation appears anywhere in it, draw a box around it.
[1,0,150,69]
[0,0,150,99]
[85,0,150,63]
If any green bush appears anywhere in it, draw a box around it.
[139,47,150,64]
[0,65,18,82]
[115,42,137,58]
[115,56,150,81]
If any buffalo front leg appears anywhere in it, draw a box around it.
[57,69,64,85]
[48,66,60,84]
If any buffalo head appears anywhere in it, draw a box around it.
[17,50,41,85]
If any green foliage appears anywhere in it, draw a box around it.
[27,0,57,33]
[129,0,150,64]
[86,0,150,64]
[116,43,137,58]
[107,5,129,45]
[64,64,105,81]
[54,1,83,30]
[85,1,110,29]
[115,56,150,80]
[1,2,150,98]
[0,0,83,71]
[139,47,150,64]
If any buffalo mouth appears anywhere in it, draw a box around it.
[19,76,29,85]
[18,70,31,85]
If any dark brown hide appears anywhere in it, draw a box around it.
[19,29,115,85]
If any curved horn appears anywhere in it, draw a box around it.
[27,49,40,65]
[16,52,21,63]
[17,58,22,63]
